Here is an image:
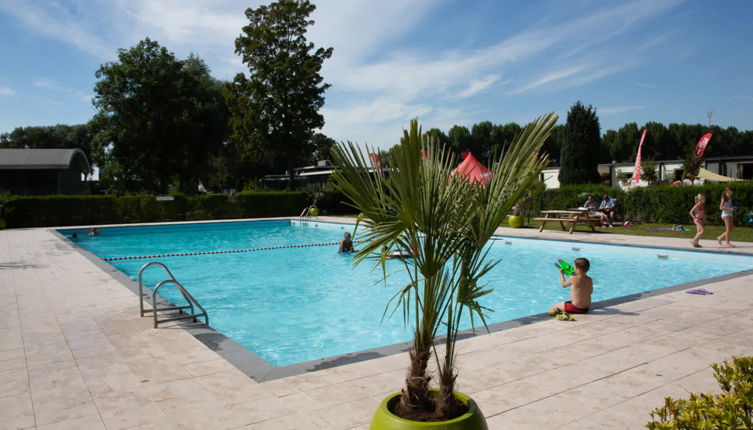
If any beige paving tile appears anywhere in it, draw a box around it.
[195,370,274,404]
[36,413,106,430]
[0,327,23,350]
[0,356,27,372]
[31,388,100,426]
[127,357,193,384]
[246,410,327,430]
[0,367,30,397]
[314,396,380,429]
[24,341,76,369]
[572,408,650,429]
[181,358,236,377]
[94,392,168,430]
[0,393,35,430]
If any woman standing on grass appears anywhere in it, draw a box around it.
[715,187,736,248]
[689,194,705,248]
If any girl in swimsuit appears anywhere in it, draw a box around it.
[715,187,736,248]
[689,193,705,248]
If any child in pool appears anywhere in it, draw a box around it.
[549,257,593,314]
[339,232,354,253]
[689,194,705,248]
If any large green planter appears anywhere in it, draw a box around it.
[370,390,488,429]
[507,215,523,228]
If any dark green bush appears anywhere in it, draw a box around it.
[527,182,753,225]
[316,190,354,215]
[1,191,323,228]
[646,355,753,429]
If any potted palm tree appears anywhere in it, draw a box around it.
[331,114,556,428]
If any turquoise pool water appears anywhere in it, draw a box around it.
[63,220,753,366]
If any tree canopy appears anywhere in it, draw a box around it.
[558,101,602,185]
[91,39,227,194]
[225,0,332,188]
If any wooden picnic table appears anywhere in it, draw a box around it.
[534,209,601,234]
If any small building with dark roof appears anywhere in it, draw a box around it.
[0,148,91,195]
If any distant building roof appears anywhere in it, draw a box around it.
[0,148,90,173]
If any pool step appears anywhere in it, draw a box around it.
[138,262,209,329]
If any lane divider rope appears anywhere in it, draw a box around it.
[102,240,367,261]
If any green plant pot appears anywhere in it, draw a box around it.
[309,207,318,216]
[507,215,523,228]
[370,391,488,429]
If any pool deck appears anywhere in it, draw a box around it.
[2,217,752,429]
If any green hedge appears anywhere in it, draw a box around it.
[526,182,753,225]
[0,190,355,228]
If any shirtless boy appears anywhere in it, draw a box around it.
[549,257,593,314]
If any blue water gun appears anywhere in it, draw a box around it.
[554,258,575,275]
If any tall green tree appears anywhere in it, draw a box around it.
[91,39,227,194]
[470,120,494,163]
[425,128,449,148]
[309,132,336,164]
[447,125,472,158]
[559,101,602,185]
[491,123,522,160]
[226,0,332,189]
[541,124,565,165]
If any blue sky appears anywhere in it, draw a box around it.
[1,0,752,150]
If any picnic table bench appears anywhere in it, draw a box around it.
[534,209,602,234]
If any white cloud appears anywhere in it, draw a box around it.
[733,95,753,102]
[599,105,646,115]
[116,0,248,50]
[0,0,686,146]
[0,86,14,96]
[33,77,92,104]
[458,75,502,99]
[513,65,587,94]
[0,0,113,59]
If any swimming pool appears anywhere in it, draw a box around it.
[63,220,753,367]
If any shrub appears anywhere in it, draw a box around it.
[1,191,334,228]
[646,355,753,430]
[528,182,753,225]
[316,190,354,215]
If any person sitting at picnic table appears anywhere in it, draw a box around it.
[599,194,617,224]
[584,195,612,228]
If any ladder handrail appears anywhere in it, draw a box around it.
[138,261,178,317]
[152,279,209,328]
[299,206,311,220]
[138,261,209,329]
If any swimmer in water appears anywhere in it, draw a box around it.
[339,232,354,253]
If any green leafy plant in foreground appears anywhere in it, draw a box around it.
[646,356,753,429]
[331,114,556,421]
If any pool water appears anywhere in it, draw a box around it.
[64,220,753,366]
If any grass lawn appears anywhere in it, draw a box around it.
[528,221,753,242]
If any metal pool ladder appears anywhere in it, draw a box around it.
[299,205,317,221]
[138,262,209,328]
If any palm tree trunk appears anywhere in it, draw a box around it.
[397,344,432,414]
[436,366,459,419]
